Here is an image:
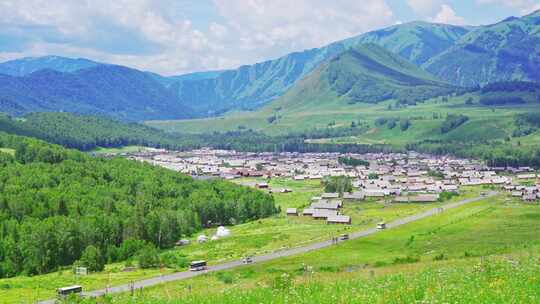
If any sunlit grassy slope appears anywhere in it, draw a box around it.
[0,178,475,303]
[147,91,539,149]
[85,192,540,303]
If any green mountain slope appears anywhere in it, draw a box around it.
[424,10,540,86]
[348,21,471,66]
[270,44,453,111]
[169,23,469,115]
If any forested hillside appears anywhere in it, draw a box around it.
[0,133,277,278]
[0,112,184,151]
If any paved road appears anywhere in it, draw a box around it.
[40,191,497,303]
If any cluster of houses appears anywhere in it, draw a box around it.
[123,148,540,204]
[287,193,351,224]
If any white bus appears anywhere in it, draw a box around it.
[57,285,82,298]
[189,260,208,271]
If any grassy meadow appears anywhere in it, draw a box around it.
[0,148,15,155]
[90,146,148,154]
[146,93,539,149]
[78,191,540,303]
[0,178,482,303]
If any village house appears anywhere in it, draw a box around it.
[343,192,365,201]
[327,215,351,225]
[312,209,338,220]
[302,208,316,216]
[286,208,298,216]
[394,194,439,203]
[311,201,342,210]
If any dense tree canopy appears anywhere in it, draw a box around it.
[0,132,277,278]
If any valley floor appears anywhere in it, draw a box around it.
[3,180,538,303]
[0,180,482,303]
[81,195,540,303]
[80,191,540,303]
[146,95,540,150]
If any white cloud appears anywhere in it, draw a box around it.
[0,0,397,75]
[476,0,540,14]
[407,0,443,16]
[213,0,395,60]
[407,1,467,25]
[429,4,467,25]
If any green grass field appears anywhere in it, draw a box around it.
[90,146,147,154]
[145,94,538,150]
[0,179,482,303]
[84,192,540,303]
[0,148,15,155]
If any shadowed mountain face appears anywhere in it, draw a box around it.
[0,65,193,121]
[424,10,540,86]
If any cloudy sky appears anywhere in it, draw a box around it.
[1,0,539,75]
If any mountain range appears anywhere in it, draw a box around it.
[0,65,192,121]
[0,10,538,121]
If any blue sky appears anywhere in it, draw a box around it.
[0,0,539,75]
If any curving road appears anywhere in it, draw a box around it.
[39,191,496,303]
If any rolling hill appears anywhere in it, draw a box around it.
[424,10,540,86]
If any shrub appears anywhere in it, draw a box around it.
[138,244,160,269]
[79,245,105,272]
[267,116,277,124]
[217,272,235,284]
[433,253,446,261]
[440,114,469,134]
[375,118,388,126]
[318,265,340,272]
[439,191,458,202]
[160,252,189,269]
[400,119,411,131]
[392,256,420,265]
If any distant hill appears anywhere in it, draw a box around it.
[424,10,540,86]
[0,55,102,76]
[0,112,188,150]
[270,44,454,111]
[0,65,193,121]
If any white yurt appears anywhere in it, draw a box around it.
[216,226,231,237]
